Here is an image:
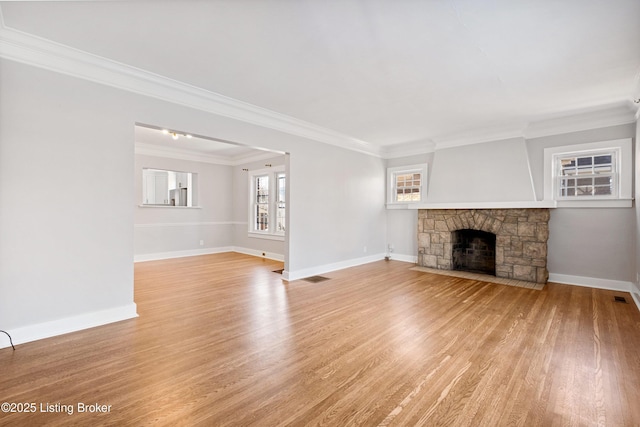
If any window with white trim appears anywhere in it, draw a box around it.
[556,150,617,198]
[544,138,632,207]
[249,167,286,239]
[387,164,428,206]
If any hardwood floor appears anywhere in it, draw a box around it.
[2,253,640,426]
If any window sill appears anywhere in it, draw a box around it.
[552,199,633,208]
[248,232,285,241]
[386,203,421,210]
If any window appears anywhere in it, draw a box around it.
[544,138,632,207]
[142,168,197,207]
[249,167,286,239]
[556,152,616,198]
[387,164,428,206]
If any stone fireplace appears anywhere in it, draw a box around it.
[418,209,550,284]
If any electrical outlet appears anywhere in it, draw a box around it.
[199,240,204,246]
[363,246,367,253]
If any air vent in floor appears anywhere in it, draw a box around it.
[272,269,284,274]
[614,296,628,303]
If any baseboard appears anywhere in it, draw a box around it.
[283,253,386,281]
[134,247,233,262]
[629,282,640,312]
[134,247,285,263]
[387,253,418,263]
[0,303,138,350]
[548,273,633,293]
[232,247,284,262]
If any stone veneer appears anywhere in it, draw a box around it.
[418,209,550,284]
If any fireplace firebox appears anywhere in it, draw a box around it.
[452,229,496,275]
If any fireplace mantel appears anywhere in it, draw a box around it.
[407,201,557,210]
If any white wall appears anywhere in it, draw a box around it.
[527,124,636,286]
[428,138,536,203]
[385,153,433,262]
[134,154,234,261]
[285,143,387,279]
[0,60,137,344]
[0,59,388,347]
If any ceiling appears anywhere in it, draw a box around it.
[1,0,639,155]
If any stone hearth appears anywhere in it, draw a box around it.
[418,209,550,284]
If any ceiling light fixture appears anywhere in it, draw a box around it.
[161,129,193,140]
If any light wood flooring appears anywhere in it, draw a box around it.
[1,253,640,426]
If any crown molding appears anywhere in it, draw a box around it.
[433,125,525,150]
[0,10,635,158]
[0,18,380,157]
[524,102,638,139]
[380,139,436,159]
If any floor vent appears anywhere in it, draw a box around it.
[272,269,284,274]
[614,296,628,303]
[303,275,330,283]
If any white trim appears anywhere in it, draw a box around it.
[386,164,428,206]
[134,247,233,262]
[0,17,636,158]
[232,246,285,262]
[410,201,557,209]
[248,232,285,241]
[133,246,284,263]
[0,21,379,157]
[548,273,632,292]
[554,199,633,208]
[631,291,640,313]
[248,166,286,237]
[381,140,436,159]
[543,139,632,206]
[283,253,386,281]
[524,102,638,140]
[0,303,138,349]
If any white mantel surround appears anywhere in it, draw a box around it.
[406,201,557,210]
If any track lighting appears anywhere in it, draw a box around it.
[161,129,193,140]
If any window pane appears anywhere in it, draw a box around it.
[594,186,612,195]
[576,178,592,186]
[255,204,268,230]
[577,157,593,166]
[276,204,286,232]
[576,186,593,196]
[277,174,286,203]
[256,176,269,203]
[594,155,612,165]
